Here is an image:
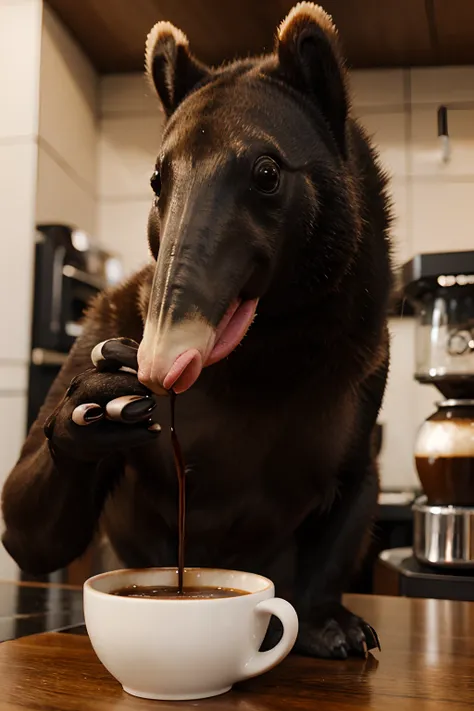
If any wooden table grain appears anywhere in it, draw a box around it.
[1,594,474,710]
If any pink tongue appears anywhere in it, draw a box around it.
[163,349,202,393]
[206,298,258,366]
[164,299,258,392]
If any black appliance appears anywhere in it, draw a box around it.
[27,224,121,431]
[375,548,474,602]
[375,250,474,599]
[403,249,474,399]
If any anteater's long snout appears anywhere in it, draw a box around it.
[137,187,258,394]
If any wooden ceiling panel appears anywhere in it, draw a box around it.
[45,0,473,74]
[433,0,474,65]
[324,0,433,69]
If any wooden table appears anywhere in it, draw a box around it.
[1,593,474,710]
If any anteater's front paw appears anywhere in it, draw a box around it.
[44,338,161,462]
[295,602,380,660]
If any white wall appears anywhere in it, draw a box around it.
[351,67,474,488]
[0,0,42,580]
[97,66,474,491]
[36,5,98,234]
[97,75,163,276]
[0,2,99,579]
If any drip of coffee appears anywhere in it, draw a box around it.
[111,585,248,600]
[415,419,474,506]
[170,392,186,593]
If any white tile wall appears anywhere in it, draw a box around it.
[36,145,96,234]
[0,141,37,363]
[350,69,406,110]
[35,6,98,237]
[379,319,440,490]
[98,74,158,275]
[389,180,411,266]
[358,112,408,178]
[379,319,418,489]
[100,74,161,117]
[97,199,152,277]
[98,114,164,199]
[353,66,474,488]
[412,181,474,254]
[411,108,474,178]
[411,66,474,105]
[0,396,26,478]
[0,393,28,582]
[0,382,27,580]
[0,0,42,140]
[0,0,42,579]
[0,5,99,579]
[0,364,28,393]
[38,5,98,191]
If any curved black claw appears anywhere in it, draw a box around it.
[362,622,381,652]
[105,394,156,423]
[91,337,140,373]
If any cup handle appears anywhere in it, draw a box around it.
[240,598,299,681]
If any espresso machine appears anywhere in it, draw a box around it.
[375,250,474,600]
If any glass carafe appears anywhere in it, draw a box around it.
[414,400,474,506]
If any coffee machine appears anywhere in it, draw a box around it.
[402,250,474,569]
[375,250,474,600]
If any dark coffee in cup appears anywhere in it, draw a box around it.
[112,585,249,600]
[415,407,474,506]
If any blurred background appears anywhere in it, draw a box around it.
[0,0,473,589]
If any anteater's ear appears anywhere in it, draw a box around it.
[145,21,211,117]
[276,3,348,156]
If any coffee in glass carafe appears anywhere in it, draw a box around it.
[414,400,474,506]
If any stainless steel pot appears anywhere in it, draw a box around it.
[413,495,474,568]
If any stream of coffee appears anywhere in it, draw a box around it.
[170,392,186,593]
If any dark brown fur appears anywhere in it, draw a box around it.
[2,5,391,658]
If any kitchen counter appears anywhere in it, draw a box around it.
[0,591,473,709]
[0,579,83,641]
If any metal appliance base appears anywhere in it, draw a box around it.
[375,548,474,601]
[413,496,474,568]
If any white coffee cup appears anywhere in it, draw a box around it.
[83,567,299,701]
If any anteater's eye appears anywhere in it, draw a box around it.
[252,156,280,194]
[150,170,162,197]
